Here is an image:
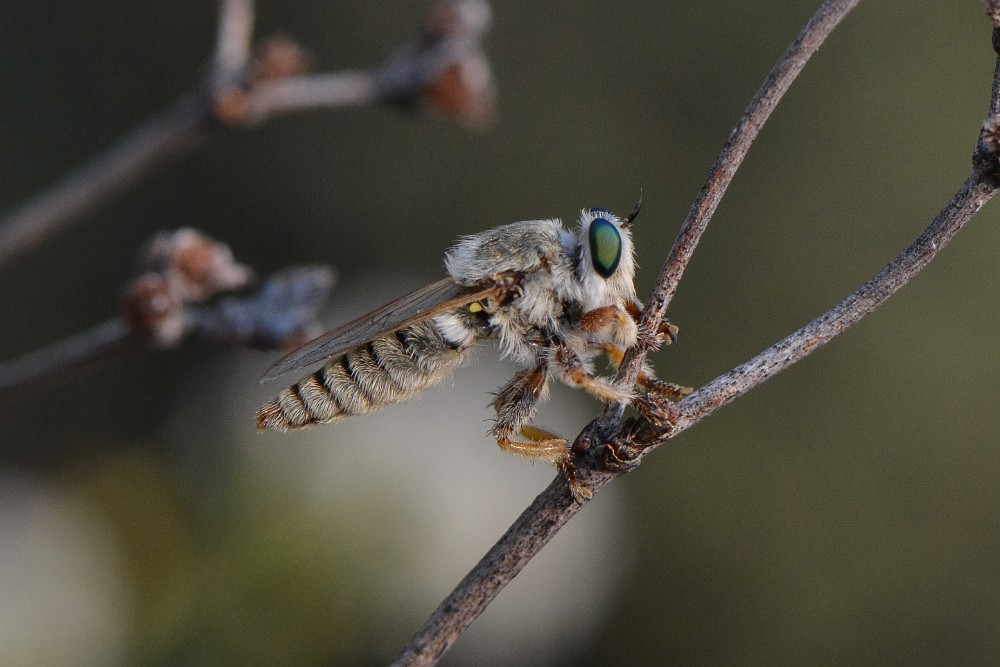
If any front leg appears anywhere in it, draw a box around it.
[578,305,637,348]
[624,300,679,350]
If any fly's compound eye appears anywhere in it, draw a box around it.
[588,217,622,278]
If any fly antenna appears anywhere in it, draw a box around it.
[622,189,643,228]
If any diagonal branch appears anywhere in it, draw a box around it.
[0,97,212,271]
[605,0,865,424]
[0,0,495,270]
[668,172,997,437]
[0,318,137,394]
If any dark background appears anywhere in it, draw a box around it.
[1,2,998,665]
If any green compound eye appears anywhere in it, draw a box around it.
[588,217,622,278]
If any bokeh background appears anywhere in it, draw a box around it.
[2,2,999,665]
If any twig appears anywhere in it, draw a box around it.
[0,228,336,396]
[0,97,210,271]
[0,0,495,270]
[243,72,377,121]
[605,0,865,423]
[212,0,255,88]
[389,478,586,667]
[668,175,996,436]
[393,2,1000,665]
[0,319,135,394]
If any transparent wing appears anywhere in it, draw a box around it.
[260,278,500,382]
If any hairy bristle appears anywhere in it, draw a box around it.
[256,399,289,431]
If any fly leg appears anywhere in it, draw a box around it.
[602,342,692,425]
[491,364,591,502]
[578,305,636,348]
[623,300,679,350]
[549,346,633,404]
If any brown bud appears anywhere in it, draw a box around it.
[123,273,187,346]
[212,86,251,126]
[987,0,1000,29]
[252,36,312,83]
[421,56,496,130]
[140,229,254,303]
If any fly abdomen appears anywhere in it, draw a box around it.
[256,318,474,432]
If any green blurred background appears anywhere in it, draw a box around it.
[2,1,999,665]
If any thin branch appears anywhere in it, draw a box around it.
[0,0,495,270]
[607,0,865,420]
[668,175,996,436]
[0,97,210,270]
[0,227,335,396]
[245,72,377,121]
[212,0,255,87]
[390,479,582,667]
[0,319,135,394]
[394,2,1000,666]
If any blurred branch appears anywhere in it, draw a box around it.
[0,229,335,396]
[211,0,255,88]
[189,265,337,350]
[0,0,495,270]
[0,319,136,394]
[392,1,1000,664]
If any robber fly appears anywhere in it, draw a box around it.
[257,201,683,501]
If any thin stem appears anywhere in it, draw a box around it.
[212,0,255,86]
[390,480,584,667]
[0,318,135,394]
[608,0,864,413]
[671,170,995,435]
[245,71,377,122]
[0,97,209,269]
[0,263,335,395]
[0,2,492,270]
[0,0,256,269]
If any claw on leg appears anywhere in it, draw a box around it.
[636,320,679,350]
[496,425,568,464]
[637,373,692,400]
[634,373,691,426]
[495,426,591,502]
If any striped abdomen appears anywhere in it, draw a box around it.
[256,319,470,431]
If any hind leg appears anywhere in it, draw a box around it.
[491,364,591,501]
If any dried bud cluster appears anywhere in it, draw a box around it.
[191,266,337,351]
[125,229,254,346]
[981,117,1000,156]
[252,36,313,83]
[375,0,496,130]
[123,229,335,352]
[988,0,1000,29]
[139,228,254,301]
